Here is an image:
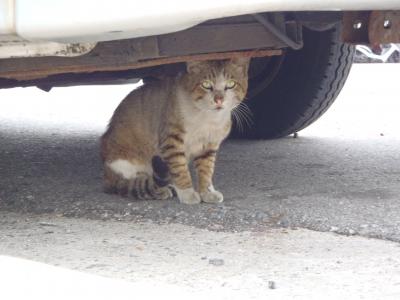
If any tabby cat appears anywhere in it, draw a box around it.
[101,58,250,204]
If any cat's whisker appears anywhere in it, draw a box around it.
[236,105,252,122]
[232,111,241,132]
[231,111,238,131]
[232,110,244,132]
[233,103,253,129]
[241,112,253,128]
[236,110,247,132]
[240,110,254,127]
[232,107,245,132]
[234,102,250,113]
[239,104,254,126]
[237,102,253,117]
[240,102,252,113]
[236,109,252,129]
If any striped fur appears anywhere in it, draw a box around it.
[101,58,250,204]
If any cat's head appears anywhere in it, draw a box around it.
[184,58,250,112]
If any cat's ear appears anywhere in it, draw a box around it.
[186,61,205,74]
[230,57,251,74]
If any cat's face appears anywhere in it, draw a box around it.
[184,58,250,112]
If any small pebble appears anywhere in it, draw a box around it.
[209,224,224,230]
[268,281,276,289]
[329,226,339,232]
[348,229,356,235]
[209,258,224,266]
[39,222,57,227]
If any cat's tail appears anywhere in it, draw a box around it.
[103,156,172,200]
[131,172,172,200]
[130,156,172,200]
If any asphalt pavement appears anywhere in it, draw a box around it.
[0,64,400,299]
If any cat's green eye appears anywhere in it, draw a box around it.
[226,80,237,89]
[201,80,213,90]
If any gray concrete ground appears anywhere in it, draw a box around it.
[1,213,400,300]
[1,64,400,299]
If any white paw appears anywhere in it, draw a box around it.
[175,188,201,204]
[201,188,224,204]
[175,188,201,205]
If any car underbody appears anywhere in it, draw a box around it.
[0,10,399,90]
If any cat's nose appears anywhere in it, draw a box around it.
[214,94,224,107]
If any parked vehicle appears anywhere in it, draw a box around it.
[1,2,399,138]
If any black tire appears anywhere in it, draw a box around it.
[233,24,355,139]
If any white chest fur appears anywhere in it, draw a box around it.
[183,109,230,159]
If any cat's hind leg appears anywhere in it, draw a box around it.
[104,159,172,200]
[103,165,131,196]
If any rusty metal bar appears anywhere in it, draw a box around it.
[0,49,282,81]
[0,19,287,81]
[342,11,370,44]
[342,10,400,45]
[369,11,400,45]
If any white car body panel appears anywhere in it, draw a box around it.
[3,0,400,43]
[0,0,400,58]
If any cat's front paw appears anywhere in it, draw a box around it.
[200,189,224,203]
[175,188,201,205]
